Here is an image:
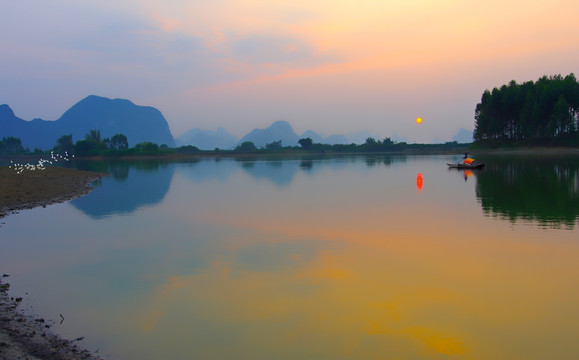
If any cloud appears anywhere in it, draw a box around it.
[229,34,315,65]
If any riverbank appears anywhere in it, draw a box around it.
[0,166,108,219]
[0,166,107,359]
[1,278,103,360]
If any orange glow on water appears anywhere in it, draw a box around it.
[416,173,423,192]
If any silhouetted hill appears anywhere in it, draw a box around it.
[300,130,325,144]
[346,130,382,144]
[0,95,175,150]
[299,130,348,145]
[176,127,238,150]
[451,128,474,143]
[238,121,300,147]
[324,134,349,145]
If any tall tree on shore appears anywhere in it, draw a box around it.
[474,73,579,144]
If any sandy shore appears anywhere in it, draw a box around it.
[0,166,107,359]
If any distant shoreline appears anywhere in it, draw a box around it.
[3,146,579,165]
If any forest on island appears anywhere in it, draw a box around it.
[473,73,579,146]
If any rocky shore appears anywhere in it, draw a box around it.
[0,166,107,359]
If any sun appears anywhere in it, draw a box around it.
[416,117,423,124]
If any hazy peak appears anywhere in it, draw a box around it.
[0,104,16,119]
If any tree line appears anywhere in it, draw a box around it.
[0,136,28,154]
[230,137,466,154]
[1,130,169,156]
[474,73,579,145]
[2,132,468,157]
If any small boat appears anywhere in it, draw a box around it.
[447,158,485,169]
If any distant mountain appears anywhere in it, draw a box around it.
[451,128,473,143]
[176,127,238,150]
[300,130,325,144]
[0,95,175,150]
[391,133,410,143]
[238,121,300,148]
[299,130,348,145]
[324,134,349,145]
[345,130,382,144]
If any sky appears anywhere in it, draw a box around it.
[1,0,578,143]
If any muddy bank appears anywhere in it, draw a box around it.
[0,166,107,359]
[1,277,103,360]
[0,166,107,219]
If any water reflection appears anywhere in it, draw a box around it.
[66,155,579,230]
[69,156,410,219]
[237,158,299,187]
[71,160,175,218]
[447,167,482,182]
[1,154,579,360]
[179,155,408,188]
[474,155,579,228]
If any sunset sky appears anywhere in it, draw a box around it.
[1,0,578,142]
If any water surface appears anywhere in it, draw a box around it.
[1,154,578,359]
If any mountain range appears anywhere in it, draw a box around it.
[1,95,473,150]
[0,95,175,150]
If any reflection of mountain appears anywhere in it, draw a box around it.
[237,155,404,187]
[237,159,300,187]
[176,158,239,183]
[71,161,174,218]
[475,156,579,228]
[175,155,405,188]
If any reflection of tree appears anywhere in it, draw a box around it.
[365,157,379,167]
[299,160,313,171]
[108,161,129,181]
[241,161,255,169]
[475,156,579,228]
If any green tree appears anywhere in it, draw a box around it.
[85,129,102,143]
[135,142,159,154]
[54,134,74,154]
[265,140,282,150]
[109,134,129,150]
[474,73,579,145]
[235,141,257,152]
[75,140,100,156]
[364,137,377,146]
[552,95,572,135]
[298,137,313,149]
[0,136,27,154]
[76,129,106,156]
[382,137,394,147]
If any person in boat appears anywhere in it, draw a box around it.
[462,153,476,166]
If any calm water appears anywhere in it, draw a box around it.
[1,154,578,359]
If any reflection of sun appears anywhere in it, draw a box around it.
[416,117,423,124]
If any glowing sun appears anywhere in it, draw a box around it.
[416,117,423,124]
